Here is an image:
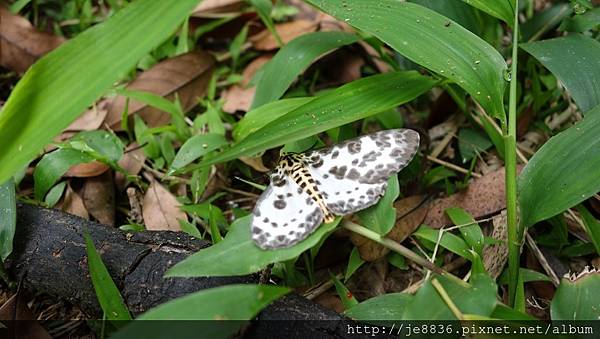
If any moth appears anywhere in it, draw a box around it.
[251,129,420,250]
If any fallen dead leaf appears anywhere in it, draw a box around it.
[57,184,89,220]
[65,99,111,132]
[239,156,270,172]
[106,50,215,129]
[115,143,146,190]
[424,166,523,228]
[0,6,66,73]
[126,187,144,224]
[192,0,244,17]
[0,293,52,339]
[65,161,110,178]
[351,195,428,261]
[483,210,508,279]
[82,171,115,226]
[313,291,345,314]
[221,55,271,113]
[250,20,317,50]
[143,179,187,231]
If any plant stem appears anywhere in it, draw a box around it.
[506,0,521,307]
[342,220,446,275]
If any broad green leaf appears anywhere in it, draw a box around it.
[522,3,571,42]
[518,108,600,227]
[410,0,481,34]
[306,0,507,119]
[345,247,365,281]
[402,273,497,319]
[560,7,600,32]
[551,271,600,320]
[34,149,95,201]
[358,176,399,236]
[251,31,358,108]
[84,232,132,321]
[458,128,493,163]
[345,293,413,321]
[491,303,537,320]
[166,216,339,277]
[0,180,16,261]
[68,130,124,163]
[576,205,600,255]
[202,71,436,167]
[413,225,473,260]
[0,0,203,184]
[460,0,515,25]
[169,133,228,173]
[45,181,67,208]
[112,284,290,339]
[445,207,484,255]
[521,34,600,113]
[233,97,313,142]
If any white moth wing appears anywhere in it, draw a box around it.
[303,129,419,215]
[251,168,324,250]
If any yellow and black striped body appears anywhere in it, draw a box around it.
[279,154,336,223]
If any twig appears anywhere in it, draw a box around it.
[426,155,483,178]
[525,232,560,286]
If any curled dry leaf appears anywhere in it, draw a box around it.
[115,143,146,190]
[192,0,244,17]
[483,210,508,279]
[82,171,115,226]
[57,184,89,220]
[106,50,215,129]
[65,161,110,178]
[0,6,66,74]
[221,55,271,113]
[250,20,317,50]
[351,195,428,261]
[142,179,187,231]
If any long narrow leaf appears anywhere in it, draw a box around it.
[0,180,16,261]
[0,0,202,184]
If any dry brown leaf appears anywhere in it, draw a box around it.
[192,0,244,17]
[0,6,65,73]
[115,143,146,190]
[351,195,428,261]
[483,210,508,279]
[313,291,345,314]
[57,184,89,220]
[424,166,523,228]
[143,180,187,231]
[239,156,270,172]
[126,187,144,224]
[65,161,110,178]
[66,99,111,131]
[250,20,317,50]
[105,50,215,129]
[0,293,52,339]
[221,55,271,113]
[82,171,115,226]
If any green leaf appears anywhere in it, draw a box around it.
[413,225,473,260]
[0,180,16,261]
[551,271,600,320]
[202,71,436,167]
[521,34,600,113]
[498,268,552,285]
[45,181,67,208]
[518,108,600,227]
[460,0,515,25]
[560,7,600,33]
[344,247,365,282]
[358,176,400,236]
[248,0,282,47]
[306,0,508,119]
[491,303,537,320]
[0,0,202,184]
[169,134,228,173]
[458,128,493,163]
[166,216,339,277]
[445,207,484,255]
[251,31,359,108]
[83,232,132,321]
[68,130,124,163]
[233,97,314,142]
[345,293,413,321]
[112,284,289,339]
[576,205,600,255]
[34,148,95,201]
[522,3,572,42]
[402,273,497,319]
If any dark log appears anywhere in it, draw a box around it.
[5,204,373,338]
